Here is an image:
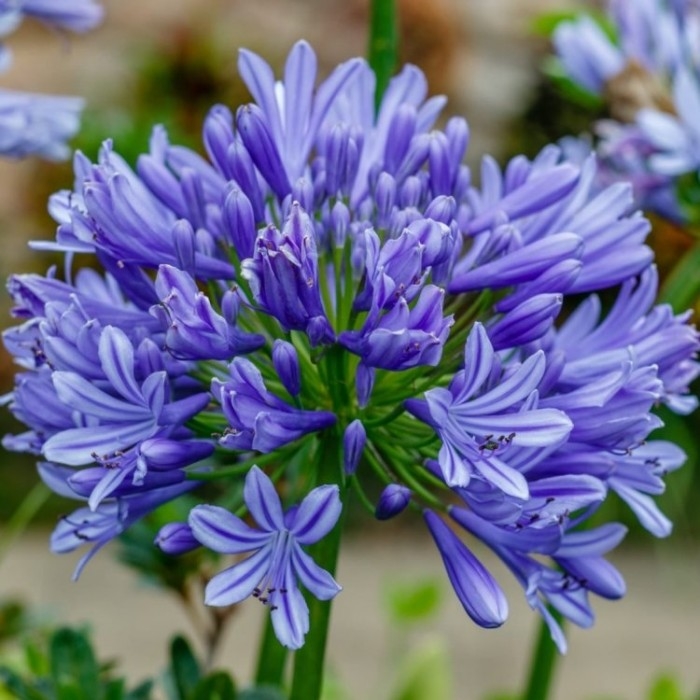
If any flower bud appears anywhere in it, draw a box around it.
[272,339,301,396]
[155,522,200,555]
[356,363,375,408]
[343,419,367,475]
[375,484,412,520]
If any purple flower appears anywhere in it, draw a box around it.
[241,203,335,345]
[2,37,696,653]
[406,323,573,491]
[41,325,209,465]
[189,466,342,649]
[0,90,83,160]
[152,264,263,361]
[1,0,103,34]
[40,461,199,580]
[212,357,336,452]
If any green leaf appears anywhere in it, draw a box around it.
[530,10,582,36]
[531,9,617,39]
[49,628,100,700]
[125,680,154,700]
[0,667,46,700]
[389,639,452,700]
[648,674,684,700]
[540,56,605,110]
[237,686,287,700]
[659,242,700,313]
[24,639,49,677]
[191,672,235,700]
[0,600,29,644]
[384,578,443,624]
[168,636,201,700]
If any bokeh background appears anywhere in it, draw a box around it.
[0,1,698,698]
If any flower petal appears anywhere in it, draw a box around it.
[204,544,272,606]
[244,466,285,531]
[189,504,271,554]
[291,544,342,601]
[289,484,342,545]
[271,574,309,649]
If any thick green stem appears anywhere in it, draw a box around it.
[368,0,398,108]
[254,615,288,688]
[289,432,346,700]
[288,518,343,700]
[522,611,564,700]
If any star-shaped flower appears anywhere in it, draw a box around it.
[189,466,342,649]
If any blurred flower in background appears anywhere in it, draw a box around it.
[0,0,102,160]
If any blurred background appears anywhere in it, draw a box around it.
[0,1,698,699]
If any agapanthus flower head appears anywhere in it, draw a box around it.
[2,39,696,654]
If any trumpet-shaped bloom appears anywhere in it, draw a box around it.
[189,466,342,649]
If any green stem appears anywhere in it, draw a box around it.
[0,482,50,567]
[289,433,346,700]
[254,615,288,688]
[522,611,564,700]
[368,0,398,108]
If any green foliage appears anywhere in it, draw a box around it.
[383,578,443,624]
[388,639,452,700]
[237,687,287,700]
[0,627,153,700]
[0,600,31,646]
[163,635,240,700]
[531,9,617,39]
[647,673,700,700]
[167,636,202,700]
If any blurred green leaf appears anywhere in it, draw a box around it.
[0,626,152,700]
[125,680,154,700]
[531,9,616,39]
[389,639,452,700]
[168,635,202,700]
[191,672,235,700]
[530,10,582,36]
[0,667,47,700]
[648,674,684,700]
[237,686,287,700]
[384,578,443,624]
[0,600,30,646]
[540,56,605,110]
[50,628,100,700]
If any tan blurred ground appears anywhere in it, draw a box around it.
[0,531,699,700]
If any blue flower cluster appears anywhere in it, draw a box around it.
[553,0,700,219]
[3,41,698,651]
[0,0,102,159]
